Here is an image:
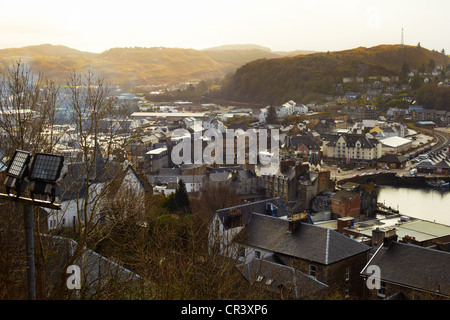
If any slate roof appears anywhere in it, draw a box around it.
[377,154,408,163]
[213,197,289,230]
[240,256,328,299]
[209,171,231,182]
[158,167,182,176]
[56,162,88,201]
[331,190,359,202]
[326,134,379,149]
[235,213,370,265]
[46,235,139,295]
[290,135,320,150]
[361,242,450,297]
[416,150,450,170]
[56,160,125,201]
[154,175,178,185]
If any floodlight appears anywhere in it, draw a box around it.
[4,150,32,197]
[28,153,65,203]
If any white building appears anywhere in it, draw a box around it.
[47,163,148,231]
[324,134,382,162]
[259,100,307,123]
[259,106,270,123]
[294,103,308,114]
[379,136,413,155]
[203,118,226,133]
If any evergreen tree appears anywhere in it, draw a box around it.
[401,62,410,78]
[175,179,191,213]
[265,105,278,124]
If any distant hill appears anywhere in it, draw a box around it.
[0,43,314,87]
[0,43,95,58]
[273,49,320,57]
[217,44,450,105]
[0,44,228,87]
[0,44,320,87]
[202,44,317,73]
[0,44,96,83]
[203,44,272,52]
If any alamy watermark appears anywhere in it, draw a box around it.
[66,265,81,290]
[366,265,381,290]
[171,122,280,172]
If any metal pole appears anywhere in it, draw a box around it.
[0,193,60,300]
[23,203,36,300]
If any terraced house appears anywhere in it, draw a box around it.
[209,198,371,299]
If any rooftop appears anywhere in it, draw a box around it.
[234,213,370,265]
[131,112,206,118]
[356,218,450,243]
[379,136,413,148]
[361,241,450,297]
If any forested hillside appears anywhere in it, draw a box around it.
[216,45,450,105]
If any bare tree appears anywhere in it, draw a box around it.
[0,60,60,159]
[0,61,62,299]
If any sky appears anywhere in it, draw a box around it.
[1,0,449,54]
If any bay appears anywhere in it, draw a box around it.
[377,185,450,226]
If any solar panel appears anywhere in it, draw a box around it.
[30,154,64,182]
[6,151,31,178]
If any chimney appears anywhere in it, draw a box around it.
[280,160,295,173]
[337,217,354,234]
[265,202,279,217]
[372,227,397,248]
[383,228,398,247]
[228,208,242,228]
[287,211,308,233]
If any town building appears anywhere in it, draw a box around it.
[144,147,169,174]
[416,149,450,174]
[209,198,371,299]
[361,240,450,299]
[379,136,413,155]
[48,161,151,231]
[331,190,361,218]
[323,133,382,166]
[376,154,408,169]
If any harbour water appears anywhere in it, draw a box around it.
[377,186,450,226]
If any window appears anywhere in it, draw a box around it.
[265,279,273,285]
[238,247,246,259]
[309,265,317,278]
[377,281,386,297]
[215,219,220,234]
[345,268,350,281]
[255,250,261,259]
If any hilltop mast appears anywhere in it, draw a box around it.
[401,28,404,47]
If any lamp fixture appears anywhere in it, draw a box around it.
[28,153,65,203]
[4,150,32,197]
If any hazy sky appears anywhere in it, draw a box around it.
[1,0,449,54]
